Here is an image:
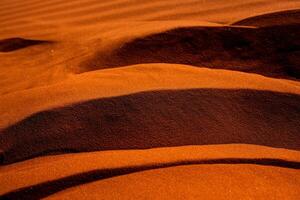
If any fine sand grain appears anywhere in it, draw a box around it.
[0,0,300,199]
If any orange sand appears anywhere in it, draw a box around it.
[0,0,300,199]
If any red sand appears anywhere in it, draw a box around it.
[0,0,300,199]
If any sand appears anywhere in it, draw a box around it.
[0,0,300,199]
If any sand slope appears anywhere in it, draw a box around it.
[84,24,300,78]
[45,164,300,200]
[232,9,300,26]
[0,0,300,199]
[1,75,300,164]
[1,144,300,199]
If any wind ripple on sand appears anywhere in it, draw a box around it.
[0,0,300,199]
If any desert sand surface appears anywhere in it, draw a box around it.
[0,0,300,199]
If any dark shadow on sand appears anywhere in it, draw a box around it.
[1,88,300,165]
[1,158,300,200]
[80,24,300,79]
[232,9,300,27]
[0,38,51,52]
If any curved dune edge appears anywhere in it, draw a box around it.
[1,64,299,129]
[231,9,300,26]
[0,0,300,199]
[1,144,300,197]
[1,87,300,164]
[80,24,300,79]
[0,21,224,96]
[45,164,300,200]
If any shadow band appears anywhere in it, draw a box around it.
[1,158,300,200]
[1,89,300,165]
[0,38,51,52]
[80,24,300,78]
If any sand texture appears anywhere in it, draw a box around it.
[0,0,300,199]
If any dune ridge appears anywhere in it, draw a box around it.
[0,0,300,199]
[2,160,300,199]
[1,64,299,129]
[44,164,300,200]
[232,9,300,26]
[1,88,300,164]
[1,144,300,198]
[81,24,300,78]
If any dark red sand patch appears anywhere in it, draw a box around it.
[0,38,51,52]
[80,24,300,79]
[232,9,300,27]
[1,158,300,200]
[1,89,299,164]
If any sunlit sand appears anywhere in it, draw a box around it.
[0,0,300,199]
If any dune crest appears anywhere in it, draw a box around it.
[0,0,300,199]
[1,88,300,164]
[80,24,300,79]
[1,144,300,199]
[232,9,300,27]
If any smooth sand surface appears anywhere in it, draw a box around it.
[0,0,300,199]
[44,164,300,200]
[1,144,300,199]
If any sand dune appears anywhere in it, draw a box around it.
[82,24,300,78]
[232,9,300,27]
[1,64,299,130]
[1,144,300,199]
[46,164,300,200]
[1,88,300,164]
[0,0,300,199]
